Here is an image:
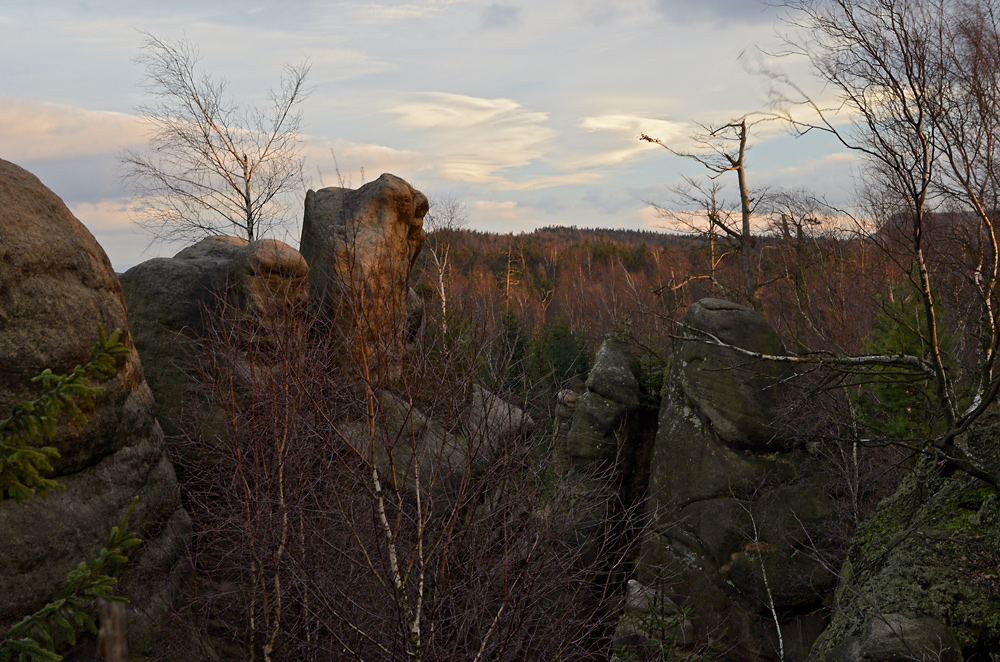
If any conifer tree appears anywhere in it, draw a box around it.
[0,326,141,661]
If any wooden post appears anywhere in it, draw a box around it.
[97,599,128,662]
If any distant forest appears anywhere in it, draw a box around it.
[412,221,911,407]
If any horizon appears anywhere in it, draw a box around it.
[1,0,860,272]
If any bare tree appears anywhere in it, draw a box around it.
[424,196,469,335]
[175,249,627,661]
[765,0,1000,488]
[642,117,781,310]
[121,33,309,243]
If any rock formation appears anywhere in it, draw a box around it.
[0,158,191,653]
[566,335,643,478]
[808,420,1000,661]
[300,173,428,366]
[618,298,835,662]
[120,235,309,440]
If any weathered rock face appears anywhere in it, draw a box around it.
[675,298,795,451]
[120,235,309,438]
[562,335,653,618]
[0,158,191,652]
[808,422,1000,662]
[349,386,534,493]
[618,298,834,662]
[566,335,644,480]
[300,173,428,364]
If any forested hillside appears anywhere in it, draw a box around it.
[414,222,897,390]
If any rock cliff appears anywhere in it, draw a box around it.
[617,298,834,661]
[0,158,191,654]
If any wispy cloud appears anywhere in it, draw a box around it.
[573,113,691,167]
[388,92,556,184]
[304,138,425,187]
[342,0,468,25]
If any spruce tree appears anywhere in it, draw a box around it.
[0,326,141,661]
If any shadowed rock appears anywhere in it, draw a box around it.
[120,235,308,439]
[0,158,191,653]
[675,298,795,452]
[619,298,833,662]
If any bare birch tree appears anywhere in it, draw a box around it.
[121,33,309,243]
[424,196,468,336]
[767,0,1000,488]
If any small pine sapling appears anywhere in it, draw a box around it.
[0,325,130,501]
[0,326,141,661]
[0,497,142,662]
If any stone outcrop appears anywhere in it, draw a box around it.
[344,386,533,493]
[566,336,643,477]
[120,236,309,439]
[0,158,190,653]
[673,298,795,451]
[618,298,834,662]
[808,421,1000,661]
[300,173,428,364]
[561,335,654,621]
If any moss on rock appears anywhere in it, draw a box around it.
[808,423,1000,661]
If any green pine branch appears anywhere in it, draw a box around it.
[0,325,141,661]
[0,496,142,662]
[0,325,130,501]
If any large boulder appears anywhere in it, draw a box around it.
[618,299,834,662]
[120,236,309,439]
[674,298,795,451]
[300,173,428,367]
[808,421,1000,661]
[0,158,191,654]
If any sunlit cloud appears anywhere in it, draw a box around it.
[303,138,425,187]
[343,0,468,25]
[580,114,687,140]
[70,197,187,271]
[72,199,140,234]
[495,172,603,191]
[575,114,692,166]
[473,199,519,216]
[0,97,147,161]
[388,92,556,184]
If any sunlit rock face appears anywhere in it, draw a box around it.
[618,298,834,662]
[300,173,428,370]
[120,235,309,441]
[0,158,191,652]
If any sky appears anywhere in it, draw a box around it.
[0,0,860,271]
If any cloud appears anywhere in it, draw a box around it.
[481,4,522,30]
[495,172,603,191]
[517,194,569,214]
[72,198,140,234]
[303,138,425,187]
[343,0,468,25]
[388,92,556,184]
[0,96,147,162]
[579,114,686,138]
[653,0,779,26]
[70,197,187,271]
[573,114,691,167]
